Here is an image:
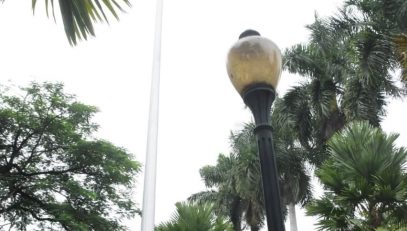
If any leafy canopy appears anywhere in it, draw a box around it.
[0,82,140,231]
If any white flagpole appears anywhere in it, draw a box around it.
[140,0,163,229]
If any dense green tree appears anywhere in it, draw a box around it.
[307,121,407,230]
[0,0,131,45]
[0,82,140,230]
[155,202,233,231]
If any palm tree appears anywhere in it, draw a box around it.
[229,123,266,231]
[190,100,312,231]
[277,147,311,231]
[189,153,245,231]
[230,119,312,231]
[0,0,131,45]
[272,100,312,231]
[281,6,404,165]
[155,202,233,231]
[307,121,407,230]
[190,124,273,231]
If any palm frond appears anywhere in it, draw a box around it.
[283,44,323,79]
[329,6,362,36]
[306,193,354,231]
[394,34,407,81]
[156,202,233,231]
[188,191,219,205]
[310,121,407,229]
[280,85,317,153]
[31,0,131,45]
[385,204,407,230]
[342,77,386,126]
[355,30,396,89]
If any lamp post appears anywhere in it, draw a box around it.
[226,29,285,231]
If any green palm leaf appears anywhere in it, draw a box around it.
[29,0,131,45]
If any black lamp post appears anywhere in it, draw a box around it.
[226,30,285,231]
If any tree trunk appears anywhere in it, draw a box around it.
[250,225,260,231]
[232,219,242,231]
[230,197,242,231]
[288,203,298,231]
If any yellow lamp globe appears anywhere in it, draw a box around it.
[226,30,282,96]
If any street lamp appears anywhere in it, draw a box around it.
[226,29,285,231]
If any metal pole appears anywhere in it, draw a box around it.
[254,125,285,231]
[243,84,285,231]
[140,0,163,230]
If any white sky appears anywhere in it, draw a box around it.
[0,1,406,230]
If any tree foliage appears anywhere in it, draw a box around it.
[307,121,407,230]
[0,82,140,230]
[155,202,233,231]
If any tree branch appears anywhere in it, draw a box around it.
[19,166,83,177]
[21,132,44,170]
[0,200,22,214]
[17,189,71,231]
[21,116,62,170]
[16,131,37,154]
[8,130,22,165]
[19,206,56,222]
[8,130,38,168]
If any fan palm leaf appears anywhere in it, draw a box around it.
[308,121,407,230]
[156,202,233,231]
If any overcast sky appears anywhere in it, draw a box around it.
[0,1,406,230]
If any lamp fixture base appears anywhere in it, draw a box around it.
[242,84,275,126]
